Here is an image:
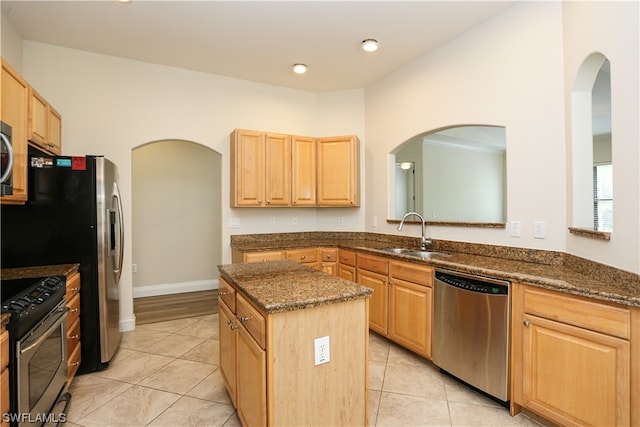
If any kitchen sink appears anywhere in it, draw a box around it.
[380,247,449,258]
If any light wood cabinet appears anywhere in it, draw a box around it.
[1,59,29,204]
[357,253,389,336]
[286,248,319,269]
[512,284,638,426]
[338,249,357,281]
[1,327,9,427]
[388,261,433,358]
[319,248,337,276]
[230,129,290,207]
[65,270,82,383]
[291,135,316,206]
[218,299,238,407]
[317,135,360,206]
[230,129,359,207]
[357,254,433,358]
[243,250,285,263]
[28,87,62,155]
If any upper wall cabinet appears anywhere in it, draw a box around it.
[230,129,359,208]
[29,87,62,155]
[1,59,30,204]
[317,135,360,207]
[231,129,291,207]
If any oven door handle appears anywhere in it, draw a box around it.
[20,308,69,355]
[0,132,13,184]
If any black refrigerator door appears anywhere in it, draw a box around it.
[1,150,107,374]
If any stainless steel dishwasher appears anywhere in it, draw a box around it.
[432,269,510,403]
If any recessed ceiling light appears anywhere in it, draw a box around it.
[292,64,308,74]
[361,39,379,53]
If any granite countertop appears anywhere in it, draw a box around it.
[218,260,373,314]
[1,263,80,280]
[231,236,640,308]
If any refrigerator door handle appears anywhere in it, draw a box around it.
[112,181,124,284]
[0,132,14,184]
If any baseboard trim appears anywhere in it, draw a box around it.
[133,279,219,299]
[120,315,136,332]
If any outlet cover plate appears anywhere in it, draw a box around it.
[314,336,330,365]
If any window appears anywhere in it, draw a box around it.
[593,163,612,231]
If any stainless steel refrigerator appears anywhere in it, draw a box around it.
[1,146,124,374]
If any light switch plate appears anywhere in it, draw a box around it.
[533,221,546,239]
[510,221,521,237]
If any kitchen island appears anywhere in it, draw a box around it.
[217,260,372,427]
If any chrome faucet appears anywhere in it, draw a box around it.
[397,211,431,250]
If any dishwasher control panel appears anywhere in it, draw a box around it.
[435,271,509,294]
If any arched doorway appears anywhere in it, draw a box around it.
[132,140,222,323]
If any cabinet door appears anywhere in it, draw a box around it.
[388,277,432,358]
[218,301,237,407]
[291,135,316,206]
[236,324,267,427]
[338,264,356,282]
[47,105,62,155]
[317,136,359,206]
[357,268,388,335]
[1,59,29,204]
[521,314,630,427]
[264,132,290,206]
[231,129,265,206]
[28,87,48,146]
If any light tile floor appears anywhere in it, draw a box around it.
[65,314,544,427]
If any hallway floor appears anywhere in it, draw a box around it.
[65,314,544,426]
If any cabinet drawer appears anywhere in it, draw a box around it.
[339,250,356,267]
[67,342,81,382]
[0,330,8,371]
[523,287,630,339]
[320,249,337,263]
[286,248,318,264]
[245,251,285,263]
[65,271,81,302]
[66,293,81,331]
[219,278,236,313]
[236,293,266,350]
[390,261,433,287]
[357,253,388,275]
[1,367,8,421]
[66,318,81,357]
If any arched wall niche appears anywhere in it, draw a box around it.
[570,52,612,237]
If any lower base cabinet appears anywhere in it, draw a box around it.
[512,283,638,426]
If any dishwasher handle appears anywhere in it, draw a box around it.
[435,270,509,295]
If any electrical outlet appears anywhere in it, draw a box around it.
[230,218,240,228]
[314,336,330,365]
[292,217,298,225]
[132,264,138,273]
[337,217,345,226]
[371,216,377,227]
[269,217,276,226]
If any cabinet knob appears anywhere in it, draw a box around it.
[71,361,80,367]
[71,308,79,313]
[388,280,392,286]
[381,279,386,284]
[301,255,306,260]
[266,199,271,204]
[240,316,252,323]
[220,291,228,297]
[71,334,79,340]
[226,319,233,325]
[230,324,238,330]
[523,320,530,327]
[258,199,262,203]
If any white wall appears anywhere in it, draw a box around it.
[563,0,640,273]
[19,42,365,330]
[365,1,566,251]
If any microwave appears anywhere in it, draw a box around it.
[1,120,13,196]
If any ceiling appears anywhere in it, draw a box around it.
[1,0,517,92]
